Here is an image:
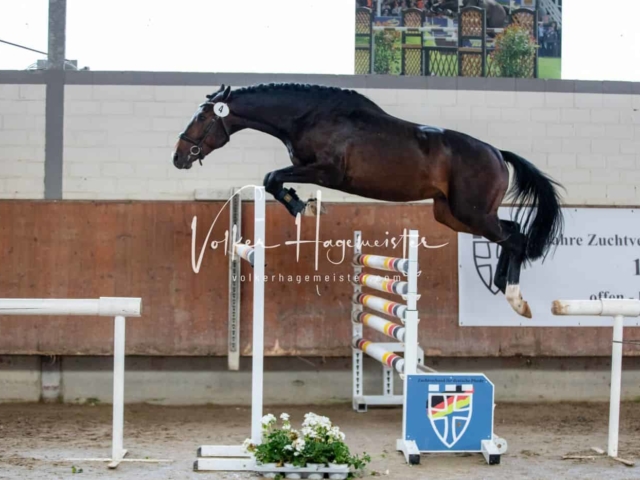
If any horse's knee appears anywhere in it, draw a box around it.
[263,171,277,192]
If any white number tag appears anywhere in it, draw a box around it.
[213,102,230,118]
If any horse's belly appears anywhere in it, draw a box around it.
[342,143,443,201]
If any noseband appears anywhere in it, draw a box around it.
[178,102,230,165]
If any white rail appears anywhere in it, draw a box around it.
[0,297,142,317]
[0,297,169,469]
[552,299,640,460]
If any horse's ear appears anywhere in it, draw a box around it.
[221,85,232,101]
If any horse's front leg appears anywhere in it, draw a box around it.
[263,164,339,217]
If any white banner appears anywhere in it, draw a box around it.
[458,208,640,327]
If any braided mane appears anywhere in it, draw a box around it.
[206,82,382,110]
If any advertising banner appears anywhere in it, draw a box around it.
[458,208,640,327]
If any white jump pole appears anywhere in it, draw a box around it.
[0,297,170,468]
[251,186,266,445]
[112,314,126,466]
[0,297,141,316]
[551,299,640,459]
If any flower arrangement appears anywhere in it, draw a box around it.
[243,412,371,479]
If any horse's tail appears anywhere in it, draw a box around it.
[500,150,565,263]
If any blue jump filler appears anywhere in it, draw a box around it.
[402,373,507,465]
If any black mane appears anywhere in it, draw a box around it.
[208,82,382,111]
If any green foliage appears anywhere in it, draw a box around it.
[243,412,372,477]
[300,437,331,464]
[492,24,537,78]
[373,30,401,75]
[326,441,351,464]
[252,428,291,465]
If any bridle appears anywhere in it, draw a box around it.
[178,102,230,166]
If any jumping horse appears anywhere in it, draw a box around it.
[172,83,564,319]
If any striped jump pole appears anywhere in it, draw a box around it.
[353,293,407,320]
[354,273,408,296]
[353,337,405,374]
[352,312,405,342]
[234,243,255,267]
[353,253,409,274]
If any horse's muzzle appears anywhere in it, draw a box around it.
[173,153,193,170]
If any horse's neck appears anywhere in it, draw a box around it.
[230,93,307,143]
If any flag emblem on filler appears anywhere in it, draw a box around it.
[427,384,474,448]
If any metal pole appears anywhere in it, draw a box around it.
[48,0,66,70]
[112,315,126,463]
[608,314,624,458]
[251,187,266,445]
[401,230,419,441]
[228,188,241,371]
[352,231,364,409]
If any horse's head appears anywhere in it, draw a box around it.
[172,84,232,170]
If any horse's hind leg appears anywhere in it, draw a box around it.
[494,220,520,294]
[497,224,531,318]
[435,191,533,318]
[435,195,508,295]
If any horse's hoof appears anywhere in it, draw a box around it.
[506,284,532,318]
[303,199,327,217]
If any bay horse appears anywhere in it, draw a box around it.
[172,83,564,319]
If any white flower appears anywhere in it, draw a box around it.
[242,438,254,452]
[318,416,332,428]
[280,413,290,421]
[284,445,293,451]
[329,426,346,441]
[282,423,291,431]
[261,414,276,427]
[292,438,306,452]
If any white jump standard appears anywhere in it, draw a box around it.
[351,230,426,412]
[195,186,266,472]
[0,297,169,469]
[193,186,349,477]
[552,298,640,465]
[351,230,428,463]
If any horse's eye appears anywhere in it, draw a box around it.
[197,114,206,122]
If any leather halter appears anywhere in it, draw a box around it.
[178,102,230,166]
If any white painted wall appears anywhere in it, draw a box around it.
[2,84,639,205]
[62,85,640,206]
[0,85,46,199]
[63,85,293,200]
